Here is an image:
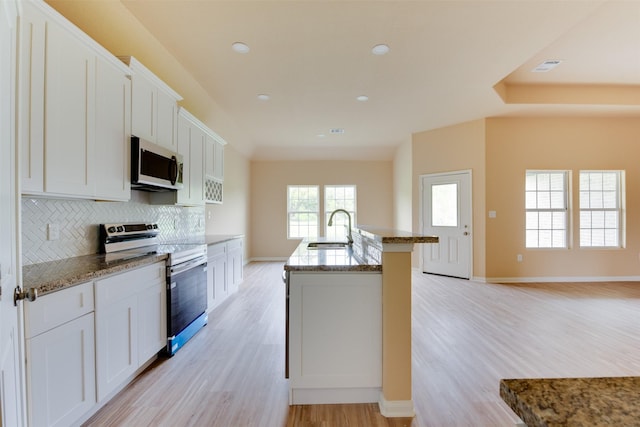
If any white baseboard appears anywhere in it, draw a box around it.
[249,257,288,262]
[486,275,640,283]
[378,392,415,418]
[290,387,380,405]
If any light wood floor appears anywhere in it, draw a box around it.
[83,262,640,426]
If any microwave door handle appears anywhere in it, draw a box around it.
[170,156,178,185]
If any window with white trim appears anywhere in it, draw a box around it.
[324,185,357,241]
[287,185,319,239]
[579,170,624,248]
[525,171,569,248]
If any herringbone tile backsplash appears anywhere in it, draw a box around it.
[22,192,205,265]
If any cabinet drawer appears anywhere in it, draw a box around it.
[95,262,165,307]
[208,242,227,257]
[25,281,94,338]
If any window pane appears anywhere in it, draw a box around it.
[431,183,458,227]
[526,212,538,229]
[537,192,550,209]
[525,192,537,209]
[550,173,565,191]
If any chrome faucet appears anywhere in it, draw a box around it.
[328,209,353,246]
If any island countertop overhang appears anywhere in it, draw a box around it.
[283,226,438,272]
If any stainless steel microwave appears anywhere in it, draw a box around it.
[131,136,184,191]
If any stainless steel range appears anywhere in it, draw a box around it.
[100,223,208,356]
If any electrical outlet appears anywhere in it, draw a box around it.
[47,223,60,241]
[517,254,523,262]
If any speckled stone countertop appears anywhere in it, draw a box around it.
[500,377,640,426]
[23,252,168,297]
[284,239,381,272]
[355,225,438,244]
[284,227,437,272]
[22,234,243,297]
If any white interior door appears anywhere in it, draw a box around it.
[0,2,25,426]
[421,171,472,279]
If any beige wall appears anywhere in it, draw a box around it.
[205,146,251,259]
[411,119,487,277]
[250,160,394,259]
[393,137,413,232]
[485,117,640,280]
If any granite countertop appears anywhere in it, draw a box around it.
[23,234,243,297]
[23,252,167,297]
[355,225,438,244]
[500,377,640,426]
[284,239,381,272]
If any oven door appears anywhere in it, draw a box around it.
[167,256,208,338]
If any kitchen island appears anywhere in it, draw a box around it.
[284,226,437,417]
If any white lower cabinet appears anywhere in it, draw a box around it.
[207,241,227,311]
[206,238,243,312]
[227,238,244,294]
[25,282,96,427]
[95,262,166,401]
[288,272,382,405]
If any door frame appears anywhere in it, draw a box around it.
[419,169,473,279]
[1,0,26,425]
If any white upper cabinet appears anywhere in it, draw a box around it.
[94,56,131,201]
[44,22,95,197]
[204,125,226,204]
[176,107,205,206]
[17,0,131,201]
[121,56,182,151]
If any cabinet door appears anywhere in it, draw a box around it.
[227,239,243,293]
[27,313,96,427]
[155,88,178,150]
[44,23,95,197]
[138,280,167,363]
[95,293,138,401]
[204,136,224,181]
[130,73,155,143]
[94,56,131,201]
[189,127,205,205]
[176,112,205,206]
[17,1,46,194]
[207,244,227,311]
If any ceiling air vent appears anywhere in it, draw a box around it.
[532,60,562,73]
[330,128,345,134]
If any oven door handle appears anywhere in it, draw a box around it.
[169,257,207,276]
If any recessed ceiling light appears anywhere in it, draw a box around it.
[232,42,250,54]
[330,128,345,134]
[257,94,270,101]
[532,60,562,72]
[371,44,390,55]
[317,134,326,138]
[356,95,369,102]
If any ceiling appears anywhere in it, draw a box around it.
[118,0,640,160]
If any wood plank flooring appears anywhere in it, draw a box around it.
[83,262,640,426]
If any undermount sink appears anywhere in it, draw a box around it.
[307,242,349,249]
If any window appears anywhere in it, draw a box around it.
[287,185,319,239]
[525,171,569,248]
[324,185,357,241]
[579,171,624,248]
